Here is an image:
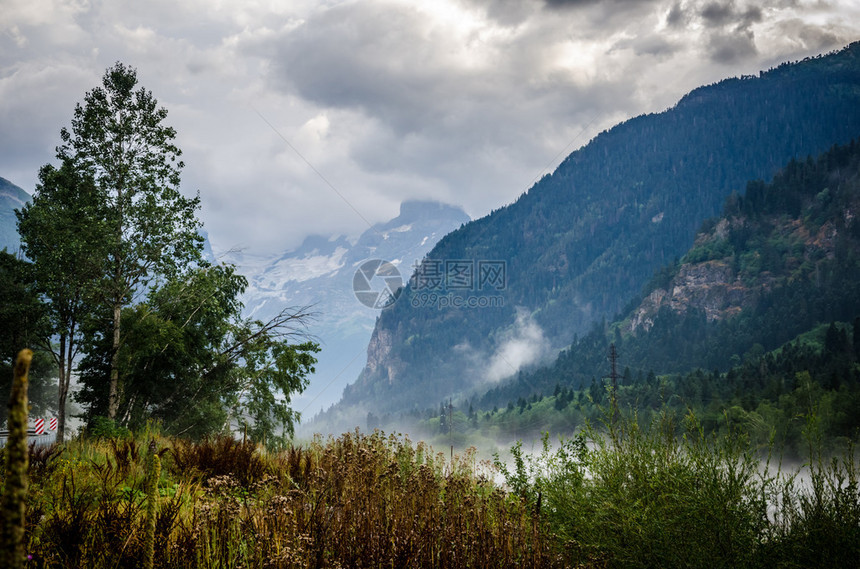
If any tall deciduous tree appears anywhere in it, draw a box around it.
[16,162,108,442]
[76,264,318,446]
[57,62,203,420]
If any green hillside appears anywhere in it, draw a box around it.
[485,139,860,397]
[460,140,860,450]
[338,42,860,416]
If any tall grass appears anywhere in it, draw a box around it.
[1,349,33,569]
[8,430,561,568]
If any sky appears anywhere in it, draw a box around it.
[2,0,859,258]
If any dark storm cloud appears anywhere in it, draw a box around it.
[701,1,762,30]
[269,3,454,135]
[467,0,537,26]
[613,34,679,56]
[662,1,773,63]
[774,18,851,53]
[666,2,688,26]
[542,0,669,25]
[701,1,735,25]
[266,1,625,137]
[707,30,758,63]
[544,0,600,6]
[668,0,763,31]
[261,0,647,208]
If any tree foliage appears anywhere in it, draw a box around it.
[13,61,317,444]
[77,264,319,446]
[0,252,54,419]
[57,61,203,419]
[16,160,110,440]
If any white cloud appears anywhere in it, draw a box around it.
[0,0,857,257]
[485,308,548,383]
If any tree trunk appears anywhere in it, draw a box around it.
[108,302,121,420]
[56,335,67,444]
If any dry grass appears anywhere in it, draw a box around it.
[9,430,563,568]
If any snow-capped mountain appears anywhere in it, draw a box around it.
[0,177,30,254]
[222,201,470,423]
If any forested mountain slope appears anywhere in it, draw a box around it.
[336,42,860,417]
[479,139,860,410]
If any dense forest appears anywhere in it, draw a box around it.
[339,42,860,417]
[481,140,860,403]
[456,321,860,454]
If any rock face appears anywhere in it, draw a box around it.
[628,260,757,332]
[627,206,849,334]
[364,327,398,385]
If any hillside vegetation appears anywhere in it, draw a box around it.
[337,138,860,458]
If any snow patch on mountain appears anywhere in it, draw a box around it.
[261,246,348,286]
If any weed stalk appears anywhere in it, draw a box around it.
[144,439,160,569]
[1,349,32,569]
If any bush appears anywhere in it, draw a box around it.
[497,410,860,569]
[87,416,131,440]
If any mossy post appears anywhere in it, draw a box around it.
[143,438,160,569]
[1,349,32,569]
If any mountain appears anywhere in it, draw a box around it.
[478,139,860,412]
[223,201,469,421]
[337,42,860,418]
[0,177,30,254]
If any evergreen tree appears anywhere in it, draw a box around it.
[16,161,109,441]
[0,253,54,419]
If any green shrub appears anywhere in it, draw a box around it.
[498,409,860,569]
[87,416,131,440]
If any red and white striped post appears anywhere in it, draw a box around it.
[49,417,58,431]
[34,418,45,435]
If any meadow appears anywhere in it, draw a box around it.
[3,412,859,568]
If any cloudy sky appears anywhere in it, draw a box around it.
[2,0,858,258]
